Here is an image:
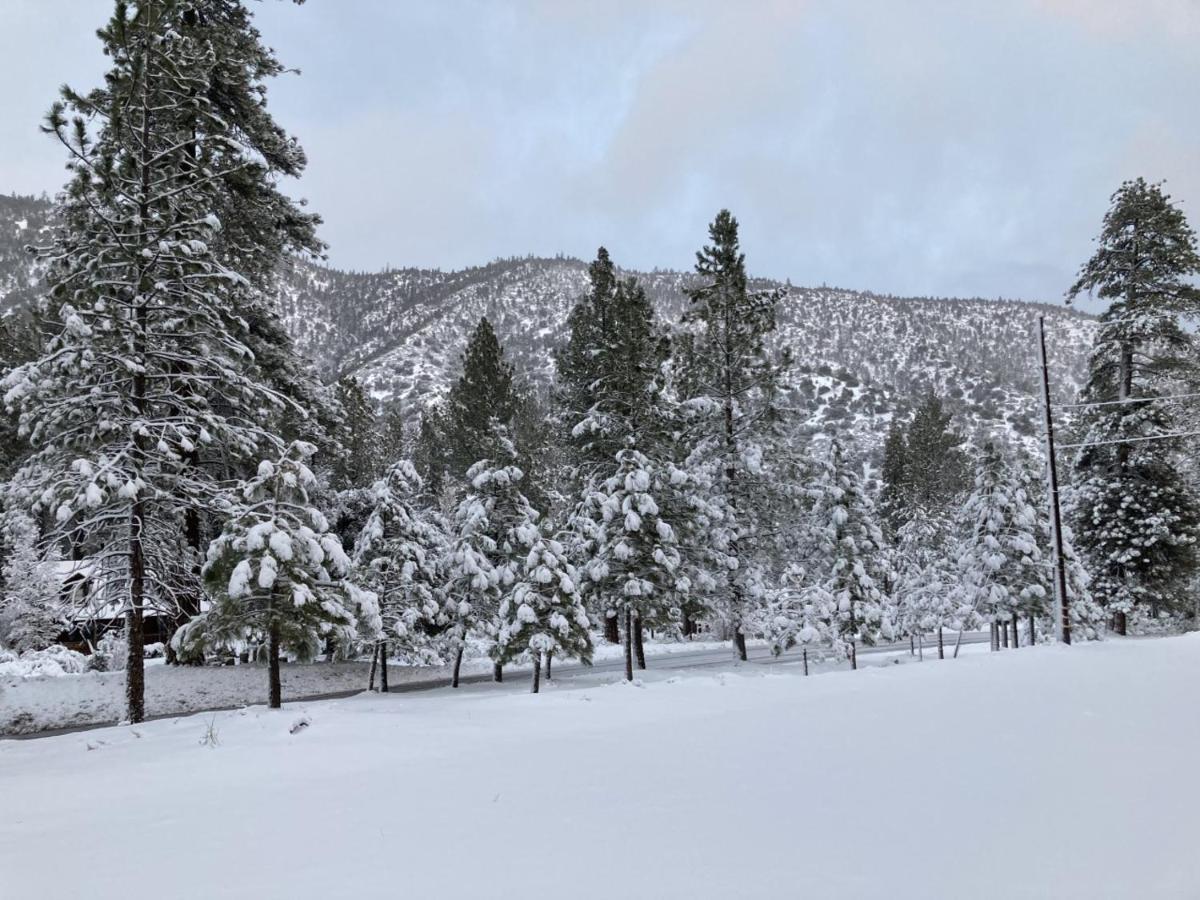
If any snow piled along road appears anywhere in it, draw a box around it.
[2,636,1197,899]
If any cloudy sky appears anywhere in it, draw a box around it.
[3,1,1198,303]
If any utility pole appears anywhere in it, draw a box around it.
[1037,315,1071,644]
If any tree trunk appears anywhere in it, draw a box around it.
[734,629,747,662]
[1028,615,1036,646]
[623,608,634,682]
[604,613,620,645]
[1113,610,1128,636]
[937,627,944,660]
[379,640,389,693]
[1011,613,1020,649]
[545,654,552,680]
[531,652,542,694]
[451,645,464,688]
[803,648,809,676]
[953,629,964,659]
[493,661,503,683]
[910,634,915,655]
[634,616,646,670]
[850,641,858,671]
[368,642,379,691]
[267,622,282,709]
[1002,621,1010,648]
[126,501,147,724]
[917,631,924,661]
[990,622,999,651]
[681,608,693,639]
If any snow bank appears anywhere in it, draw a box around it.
[2,635,1197,898]
[0,636,732,735]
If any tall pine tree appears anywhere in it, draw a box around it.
[1067,179,1200,633]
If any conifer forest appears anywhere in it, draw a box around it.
[2,3,1199,898]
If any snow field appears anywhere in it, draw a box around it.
[2,635,1197,899]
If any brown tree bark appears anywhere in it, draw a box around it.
[367,642,378,691]
[1011,613,1020,649]
[451,646,464,688]
[937,627,944,660]
[126,501,147,724]
[634,616,646,670]
[379,641,389,693]
[623,608,634,682]
[531,653,542,694]
[1113,611,1128,635]
[545,654,552,680]
[850,641,857,671]
[734,629,747,662]
[268,623,282,709]
[493,661,503,683]
[605,613,620,645]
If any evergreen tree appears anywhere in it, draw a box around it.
[354,460,448,675]
[176,442,378,708]
[576,449,693,679]
[878,420,909,532]
[0,511,62,654]
[904,390,968,513]
[957,438,1045,645]
[893,513,958,656]
[444,443,541,687]
[3,1,306,721]
[1067,179,1200,633]
[494,528,592,693]
[803,439,894,667]
[444,317,523,479]
[333,376,381,489]
[676,209,787,660]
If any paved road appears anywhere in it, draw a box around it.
[5,632,991,741]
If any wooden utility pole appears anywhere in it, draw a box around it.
[1038,316,1071,644]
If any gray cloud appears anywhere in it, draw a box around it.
[2,0,1198,305]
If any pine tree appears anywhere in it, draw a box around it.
[354,460,448,678]
[1067,179,1200,633]
[904,390,968,513]
[3,1,303,721]
[893,513,958,656]
[176,442,378,708]
[494,529,592,693]
[803,439,894,667]
[0,511,62,654]
[333,376,381,489]
[957,437,1045,646]
[676,209,787,660]
[577,449,692,679]
[443,317,523,480]
[878,420,909,532]
[444,442,541,688]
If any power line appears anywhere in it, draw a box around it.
[1056,391,1200,411]
[1058,428,1200,451]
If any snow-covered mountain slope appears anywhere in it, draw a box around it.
[0,194,1095,444]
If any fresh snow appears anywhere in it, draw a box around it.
[3,636,1198,898]
[0,637,736,735]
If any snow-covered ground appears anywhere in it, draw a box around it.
[3,635,1196,898]
[0,636,736,735]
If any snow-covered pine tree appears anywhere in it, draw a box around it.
[354,460,448,683]
[957,437,1046,648]
[333,376,382,490]
[878,420,909,533]
[445,439,542,688]
[577,449,692,680]
[675,210,788,661]
[1067,179,1200,634]
[176,442,378,708]
[443,317,525,482]
[903,390,968,514]
[0,511,63,654]
[494,529,591,693]
[3,1,300,722]
[893,513,958,659]
[559,249,681,651]
[803,438,894,667]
